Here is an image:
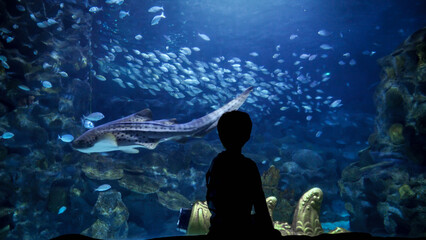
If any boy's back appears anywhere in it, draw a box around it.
[205,111,279,238]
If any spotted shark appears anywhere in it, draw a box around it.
[72,87,253,154]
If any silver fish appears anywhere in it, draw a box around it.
[148,6,164,13]
[151,12,165,25]
[72,87,253,153]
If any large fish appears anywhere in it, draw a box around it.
[72,87,253,154]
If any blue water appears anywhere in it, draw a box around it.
[0,0,425,239]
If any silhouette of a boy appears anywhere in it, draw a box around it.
[206,111,280,238]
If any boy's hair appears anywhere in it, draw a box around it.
[217,111,252,150]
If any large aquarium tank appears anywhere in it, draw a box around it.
[0,0,425,239]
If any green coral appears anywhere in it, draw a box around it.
[388,123,405,144]
[399,184,415,200]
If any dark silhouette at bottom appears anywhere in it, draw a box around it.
[205,111,281,238]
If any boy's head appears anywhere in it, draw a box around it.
[217,111,252,151]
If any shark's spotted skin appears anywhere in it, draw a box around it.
[72,87,253,154]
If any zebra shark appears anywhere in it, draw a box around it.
[72,87,253,154]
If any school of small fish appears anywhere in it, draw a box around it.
[0,1,382,137]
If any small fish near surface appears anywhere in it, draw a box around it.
[72,87,253,154]
[148,6,164,13]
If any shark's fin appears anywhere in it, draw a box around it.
[136,142,159,150]
[156,118,177,125]
[115,109,153,123]
[98,133,118,147]
[121,148,140,154]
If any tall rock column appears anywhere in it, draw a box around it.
[338,28,426,237]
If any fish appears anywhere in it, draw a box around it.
[95,75,106,81]
[58,134,74,143]
[349,59,357,66]
[330,99,342,108]
[47,18,58,25]
[320,44,333,50]
[198,33,210,41]
[106,0,124,5]
[6,36,14,43]
[82,119,94,129]
[318,29,332,36]
[289,34,298,40]
[249,52,259,57]
[89,7,103,13]
[300,53,310,59]
[59,71,68,77]
[83,112,105,121]
[119,10,130,19]
[151,12,166,25]
[37,21,49,28]
[42,81,52,88]
[135,34,143,40]
[315,131,322,138]
[58,206,67,214]
[72,87,253,153]
[148,6,164,13]
[18,85,30,91]
[308,54,317,61]
[1,132,14,139]
[95,184,111,192]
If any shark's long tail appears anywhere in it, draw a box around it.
[187,86,253,137]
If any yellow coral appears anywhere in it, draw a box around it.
[388,123,405,144]
[399,184,415,200]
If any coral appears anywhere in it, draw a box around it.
[398,184,415,200]
[118,174,162,194]
[82,161,124,181]
[187,201,212,235]
[261,165,294,223]
[291,187,323,236]
[157,191,191,211]
[388,123,405,144]
[261,165,280,188]
[266,196,277,219]
[342,28,426,237]
[82,190,129,239]
[186,188,333,237]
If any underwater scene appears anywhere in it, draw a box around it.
[0,0,425,239]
